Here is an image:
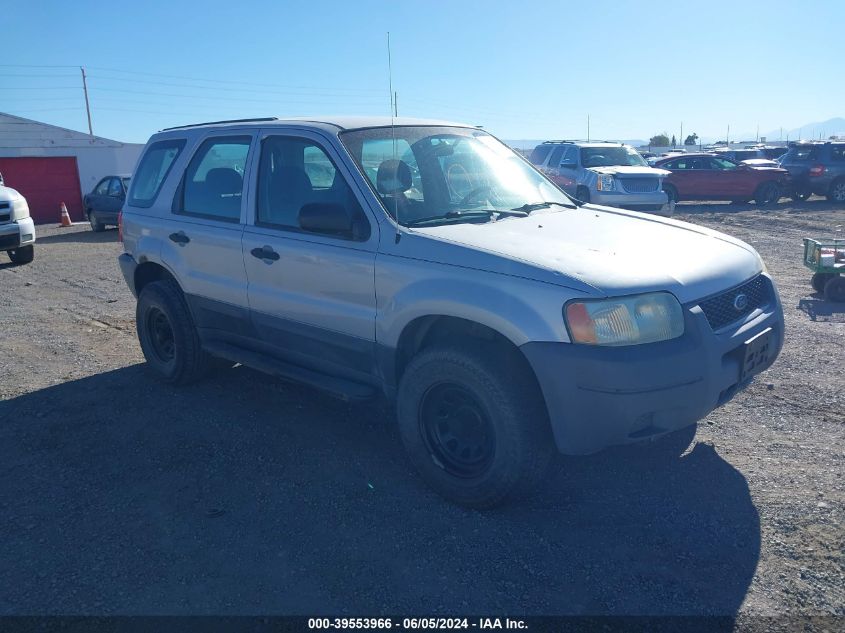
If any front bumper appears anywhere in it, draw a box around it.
[590,189,669,211]
[0,217,36,250]
[520,275,784,455]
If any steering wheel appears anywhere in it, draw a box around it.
[459,185,493,207]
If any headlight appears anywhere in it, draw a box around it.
[10,197,30,221]
[596,174,615,191]
[564,292,684,346]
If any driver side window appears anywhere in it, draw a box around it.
[711,158,737,170]
[94,179,110,195]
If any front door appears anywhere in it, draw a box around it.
[242,130,379,383]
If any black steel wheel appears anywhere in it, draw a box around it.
[89,210,105,232]
[420,383,495,478]
[397,344,555,509]
[136,279,210,384]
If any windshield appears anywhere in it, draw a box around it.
[339,126,573,227]
[580,146,647,168]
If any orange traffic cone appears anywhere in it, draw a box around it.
[59,202,72,227]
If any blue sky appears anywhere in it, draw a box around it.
[2,0,843,144]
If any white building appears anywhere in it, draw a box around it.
[0,112,144,223]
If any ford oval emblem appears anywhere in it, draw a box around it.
[733,293,749,311]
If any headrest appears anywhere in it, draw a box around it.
[204,168,243,194]
[376,159,412,195]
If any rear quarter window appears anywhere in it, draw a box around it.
[128,139,186,208]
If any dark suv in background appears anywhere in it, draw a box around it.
[778,142,845,202]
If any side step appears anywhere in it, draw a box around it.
[203,341,378,401]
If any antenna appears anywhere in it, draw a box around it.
[387,32,400,225]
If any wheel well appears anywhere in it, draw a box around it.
[134,261,176,296]
[394,316,537,387]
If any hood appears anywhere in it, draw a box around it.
[411,205,762,304]
[0,185,24,203]
[589,165,670,177]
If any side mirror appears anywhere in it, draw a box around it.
[298,202,352,236]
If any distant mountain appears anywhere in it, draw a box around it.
[725,118,845,143]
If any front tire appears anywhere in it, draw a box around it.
[136,279,210,384]
[663,184,679,205]
[397,345,555,509]
[7,244,34,265]
[754,181,780,207]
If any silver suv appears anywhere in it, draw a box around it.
[530,140,671,214]
[119,117,783,508]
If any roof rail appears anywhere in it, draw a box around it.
[161,117,279,131]
[541,139,620,144]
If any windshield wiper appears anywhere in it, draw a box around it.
[405,210,495,227]
[511,201,576,213]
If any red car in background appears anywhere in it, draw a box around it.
[654,152,790,206]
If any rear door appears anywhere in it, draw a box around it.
[159,132,256,340]
[241,129,379,383]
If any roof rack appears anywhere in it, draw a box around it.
[542,139,620,145]
[161,117,279,131]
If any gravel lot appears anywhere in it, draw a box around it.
[0,199,843,619]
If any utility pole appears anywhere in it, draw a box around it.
[587,114,590,142]
[80,66,93,137]
[726,124,730,146]
[680,122,683,147]
[394,91,398,117]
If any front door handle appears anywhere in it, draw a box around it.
[251,246,280,261]
[169,231,190,245]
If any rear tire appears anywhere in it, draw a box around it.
[754,181,780,207]
[663,184,679,205]
[812,272,835,294]
[397,345,555,509]
[136,279,210,384]
[824,276,845,303]
[89,210,105,232]
[828,178,845,203]
[7,244,34,265]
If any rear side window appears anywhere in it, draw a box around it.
[830,145,845,162]
[528,145,552,165]
[179,136,251,222]
[128,139,185,208]
[789,146,820,161]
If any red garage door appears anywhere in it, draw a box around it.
[0,157,83,224]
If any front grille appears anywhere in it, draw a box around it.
[698,275,769,331]
[0,213,10,223]
[620,178,660,193]
[0,234,20,249]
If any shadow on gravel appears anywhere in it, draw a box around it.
[35,228,118,245]
[798,297,845,321]
[0,364,760,616]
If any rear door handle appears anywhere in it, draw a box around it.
[169,231,190,245]
[251,246,280,261]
